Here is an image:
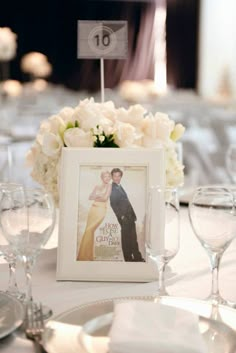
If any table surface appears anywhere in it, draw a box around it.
[1,207,236,352]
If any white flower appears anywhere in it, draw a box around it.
[25,144,40,167]
[59,107,75,122]
[171,123,185,142]
[99,135,105,143]
[166,147,184,187]
[42,133,63,157]
[64,128,93,147]
[114,122,138,148]
[26,98,185,205]
[117,104,146,127]
[2,80,22,97]
[141,112,174,143]
[48,115,66,135]
[21,52,52,78]
[0,27,17,61]
[154,112,175,142]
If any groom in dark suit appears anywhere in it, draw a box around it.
[110,168,145,262]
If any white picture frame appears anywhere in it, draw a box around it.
[57,147,165,282]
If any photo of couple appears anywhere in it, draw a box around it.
[77,166,146,262]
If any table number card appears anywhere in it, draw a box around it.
[77,20,128,102]
[77,20,128,59]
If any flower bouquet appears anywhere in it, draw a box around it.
[27,98,185,205]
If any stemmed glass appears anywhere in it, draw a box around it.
[0,187,56,318]
[0,183,24,299]
[189,186,236,306]
[0,147,23,299]
[226,144,236,183]
[146,187,180,296]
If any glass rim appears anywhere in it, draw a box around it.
[149,185,178,192]
[194,186,234,194]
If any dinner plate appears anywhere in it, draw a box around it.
[46,296,236,353]
[0,291,25,339]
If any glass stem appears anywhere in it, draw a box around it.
[157,260,167,295]
[7,259,19,294]
[23,256,34,303]
[209,251,222,300]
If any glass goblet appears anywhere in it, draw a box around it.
[0,187,56,318]
[189,186,236,306]
[226,144,236,183]
[146,187,180,296]
[0,144,12,182]
[0,182,24,299]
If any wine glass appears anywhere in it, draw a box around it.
[189,186,236,306]
[146,187,180,296]
[0,187,56,318]
[226,144,236,183]
[0,156,24,299]
[0,144,12,182]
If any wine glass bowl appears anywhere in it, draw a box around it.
[189,186,236,306]
[226,145,236,183]
[0,188,55,258]
[0,187,55,318]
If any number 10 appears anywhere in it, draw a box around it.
[95,34,111,47]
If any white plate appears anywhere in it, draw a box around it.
[0,292,25,339]
[44,296,236,353]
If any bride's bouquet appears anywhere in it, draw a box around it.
[27,98,185,204]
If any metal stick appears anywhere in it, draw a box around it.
[100,58,105,103]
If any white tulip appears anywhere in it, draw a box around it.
[154,112,175,142]
[171,123,185,142]
[42,133,63,157]
[64,128,93,147]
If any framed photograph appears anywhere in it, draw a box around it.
[57,147,165,282]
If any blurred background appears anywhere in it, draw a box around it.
[0,0,236,193]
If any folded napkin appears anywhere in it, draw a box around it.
[109,301,207,353]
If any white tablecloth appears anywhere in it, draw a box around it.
[1,207,236,352]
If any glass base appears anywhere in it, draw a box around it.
[6,290,25,301]
[206,293,236,309]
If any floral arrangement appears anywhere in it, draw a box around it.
[21,52,52,78]
[27,98,185,204]
[0,27,17,61]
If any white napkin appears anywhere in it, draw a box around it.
[109,301,207,353]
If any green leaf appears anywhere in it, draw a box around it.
[75,120,79,128]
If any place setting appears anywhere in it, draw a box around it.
[1,3,236,353]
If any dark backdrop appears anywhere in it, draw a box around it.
[0,0,199,91]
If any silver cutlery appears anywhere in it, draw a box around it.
[25,301,47,353]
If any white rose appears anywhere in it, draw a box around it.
[114,122,139,148]
[49,115,66,135]
[59,107,75,122]
[42,133,63,157]
[170,123,185,142]
[64,128,93,147]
